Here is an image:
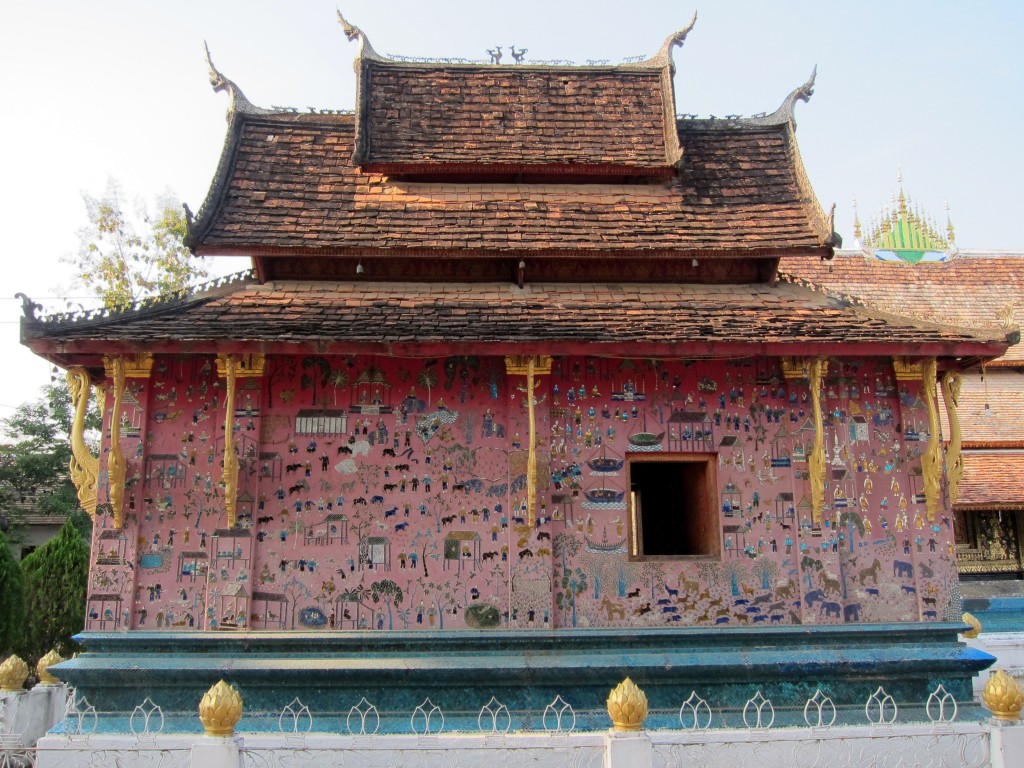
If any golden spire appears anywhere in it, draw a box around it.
[852,199,862,241]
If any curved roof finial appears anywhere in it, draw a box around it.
[745,65,817,128]
[337,9,382,60]
[204,42,272,118]
[657,11,698,61]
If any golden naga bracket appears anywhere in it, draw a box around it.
[941,370,964,506]
[103,356,129,529]
[217,354,241,528]
[920,358,942,522]
[806,357,828,526]
[781,356,810,380]
[66,367,100,519]
[504,355,552,526]
[215,353,265,378]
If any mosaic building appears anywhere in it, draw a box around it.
[18,15,1011,730]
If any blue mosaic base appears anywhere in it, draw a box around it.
[52,623,994,733]
[962,597,1024,633]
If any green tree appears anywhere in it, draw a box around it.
[67,179,208,311]
[369,579,404,630]
[0,382,98,536]
[0,529,25,656]
[20,519,90,663]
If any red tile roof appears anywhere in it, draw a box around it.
[23,279,1008,361]
[780,251,1024,363]
[186,112,832,259]
[359,63,677,171]
[939,369,1024,444]
[956,450,1024,510]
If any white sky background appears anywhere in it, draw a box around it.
[0,0,1021,415]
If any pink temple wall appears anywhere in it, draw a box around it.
[85,354,957,632]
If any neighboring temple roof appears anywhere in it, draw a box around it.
[21,276,1010,368]
[779,249,1024,363]
[938,368,1024,446]
[956,450,1024,511]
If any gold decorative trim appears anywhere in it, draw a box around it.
[920,358,941,523]
[104,356,128,529]
[215,353,265,378]
[893,357,924,381]
[105,353,154,379]
[941,370,963,505]
[218,354,240,528]
[36,649,64,686]
[607,677,648,732]
[199,679,243,736]
[781,356,808,380]
[66,367,99,519]
[808,357,828,525]
[504,356,552,526]
[983,669,1023,721]
[0,654,29,692]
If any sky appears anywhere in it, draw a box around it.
[1,0,1022,416]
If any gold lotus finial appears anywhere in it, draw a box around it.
[983,669,1023,721]
[199,680,243,736]
[607,677,648,732]
[36,649,64,686]
[0,654,30,692]
[962,612,982,639]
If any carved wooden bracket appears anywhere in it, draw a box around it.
[66,367,99,519]
[215,353,265,378]
[941,370,964,506]
[102,356,128,529]
[921,358,942,522]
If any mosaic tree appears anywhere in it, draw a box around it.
[557,567,587,627]
[370,579,404,630]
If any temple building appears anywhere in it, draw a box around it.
[18,13,1012,738]
[782,183,1024,608]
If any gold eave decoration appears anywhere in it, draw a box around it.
[218,354,241,528]
[199,679,244,736]
[781,356,809,380]
[941,370,964,505]
[892,356,924,381]
[505,355,552,526]
[807,357,828,525]
[607,677,649,731]
[120,353,155,378]
[66,367,100,519]
[961,611,981,639]
[920,358,941,522]
[103,356,128,529]
[215,353,265,378]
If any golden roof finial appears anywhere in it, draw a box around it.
[945,200,956,244]
[852,198,862,241]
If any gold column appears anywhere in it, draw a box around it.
[921,358,942,522]
[941,370,964,506]
[217,354,240,529]
[103,356,128,529]
[66,367,99,519]
[505,355,552,526]
[807,357,828,526]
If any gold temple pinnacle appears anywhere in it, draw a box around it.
[199,679,244,736]
[607,677,649,731]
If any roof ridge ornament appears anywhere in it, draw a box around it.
[745,65,816,128]
[204,42,274,118]
[656,11,698,64]
[337,9,384,61]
